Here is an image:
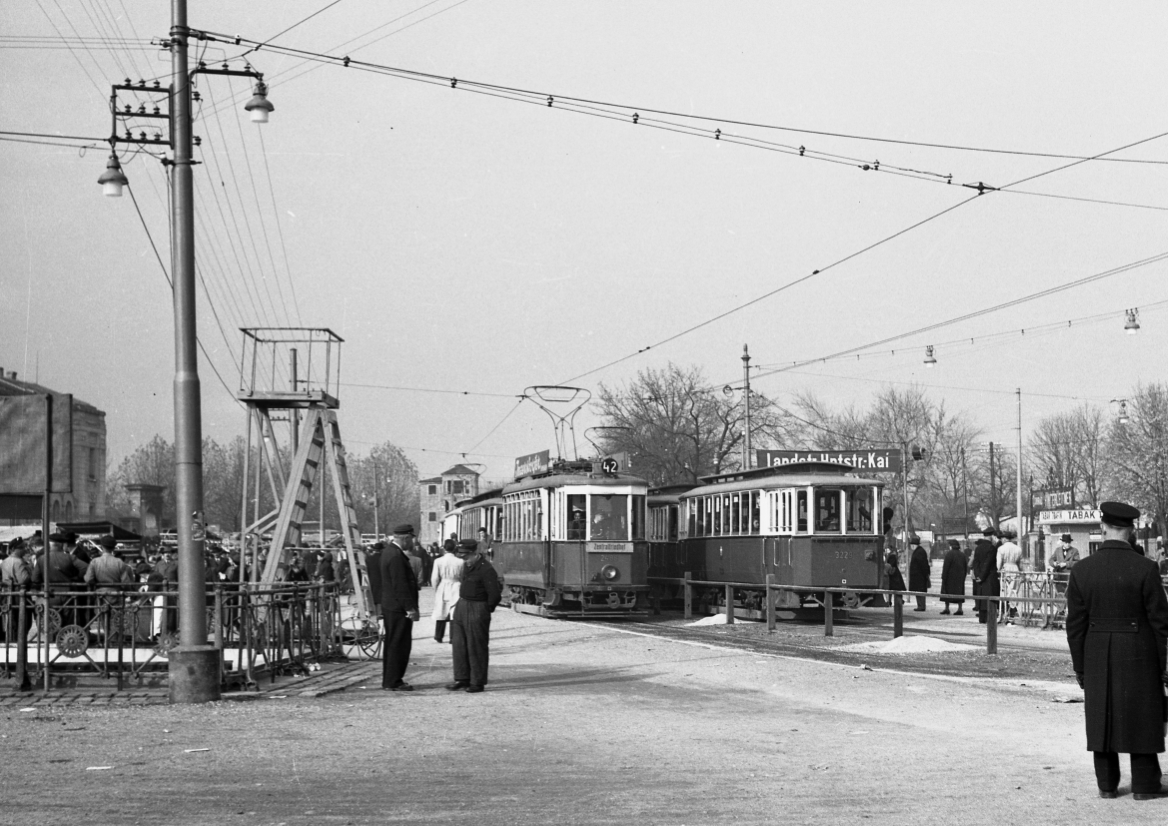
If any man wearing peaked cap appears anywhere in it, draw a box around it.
[970,526,1000,624]
[1066,500,1168,800]
[447,538,502,694]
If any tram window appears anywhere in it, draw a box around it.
[847,487,874,533]
[796,490,808,533]
[632,495,645,540]
[590,494,628,541]
[669,505,679,541]
[567,494,586,540]
[750,492,760,534]
[815,489,842,533]
[689,501,698,537]
[730,494,740,534]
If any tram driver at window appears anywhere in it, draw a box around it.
[568,508,587,541]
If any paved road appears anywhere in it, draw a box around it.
[3,590,1157,826]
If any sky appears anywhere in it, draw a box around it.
[2,1,1166,488]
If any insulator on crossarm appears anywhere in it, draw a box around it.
[123,104,132,114]
[138,103,146,114]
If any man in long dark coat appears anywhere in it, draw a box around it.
[447,539,502,694]
[907,535,930,612]
[1067,501,1168,800]
[940,539,967,615]
[970,527,1000,624]
[380,526,420,691]
[364,543,384,611]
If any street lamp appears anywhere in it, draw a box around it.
[97,152,128,197]
[1111,398,1130,424]
[923,345,937,368]
[244,80,274,123]
[1124,308,1140,335]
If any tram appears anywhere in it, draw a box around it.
[444,488,504,544]
[647,484,692,588]
[494,458,651,616]
[673,460,887,616]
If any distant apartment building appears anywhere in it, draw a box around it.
[0,368,107,524]
[418,464,480,546]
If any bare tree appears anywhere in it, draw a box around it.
[1108,384,1168,537]
[1029,404,1109,507]
[596,364,781,484]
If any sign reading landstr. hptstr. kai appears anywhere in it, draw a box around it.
[756,449,902,472]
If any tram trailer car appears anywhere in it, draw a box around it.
[447,489,504,545]
[680,460,886,616]
[496,461,651,617]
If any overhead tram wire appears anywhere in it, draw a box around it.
[125,183,239,402]
[76,0,132,81]
[561,192,982,385]
[199,31,1168,168]
[32,0,108,99]
[464,398,527,457]
[342,382,520,398]
[749,248,1168,385]
[256,127,303,326]
[256,0,350,46]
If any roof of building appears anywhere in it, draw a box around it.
[0,369,105,417]
[441,464,480,477]
[418,476,442,485]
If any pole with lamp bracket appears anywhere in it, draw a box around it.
[96,0,276,703]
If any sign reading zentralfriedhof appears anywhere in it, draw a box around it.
[756,448,902,472]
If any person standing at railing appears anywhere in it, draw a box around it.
[971,527,1001,625]
[1050,534,1079,597]
[908,535,930,612]
[940,539,967,616]
[85,536,133,588]
[997,530,1024,625]
[1,541,31,642]
[1066,500,1168,800]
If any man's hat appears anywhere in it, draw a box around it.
[392,523,415,535]
[908,534,921,545]
[1100,501,1140,528]
[48,532,67,543]
[457,538,478,551]
[981,526,997,537]
[370,541,385,551]
[64,532,78,544]
[1061,533,1073,543]
[948,539,961,549]
[1002,529,1017,540]
[98,535,117,550]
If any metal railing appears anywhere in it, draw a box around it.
[0,582,344,692]
[650,573,1070,655]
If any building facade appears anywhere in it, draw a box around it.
[0,368,107,524]
[418,464,480,546]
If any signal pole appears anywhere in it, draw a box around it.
[167,0,219,703]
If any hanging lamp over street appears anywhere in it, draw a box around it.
[97,152,128,197]
[924,345,937,367]
[244,80,274,123]
[1124,308,1140,335]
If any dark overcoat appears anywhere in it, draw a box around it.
[1066,540,1168,754]
[940,548,967,604]
[379,545,420,616]
[908,545,931,592]
[363,547,382,610]
[970,539,999,598]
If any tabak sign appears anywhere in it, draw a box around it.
[756,448,903,472]
[514,449,551,478]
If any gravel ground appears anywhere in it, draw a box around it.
[2,591,1158,826]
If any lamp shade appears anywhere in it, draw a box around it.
[97,153,128,197]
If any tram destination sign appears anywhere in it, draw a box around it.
[756,448,902,472]
[514,449,551,478]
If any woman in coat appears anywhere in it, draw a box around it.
[940,539,968,615]
[885,549,907,604]
[430,542,465,643]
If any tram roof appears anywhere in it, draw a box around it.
[452,487,504,510]
[687,460,883,496]
[504,469,648,495]
[648,483,695,505]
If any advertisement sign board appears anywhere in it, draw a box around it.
[514,449,551,479]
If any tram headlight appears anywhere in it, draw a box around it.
[601,564,620,581]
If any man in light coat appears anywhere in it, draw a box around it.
[430,541,465,643]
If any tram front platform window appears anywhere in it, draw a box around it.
[567,493,586,540]
[590,494,628,541]
[796,490,808,533]
[815,489,842,533]
[847,487,875,533]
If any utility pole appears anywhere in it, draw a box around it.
[988,441,997,528]
[167,0,218,703]
[1016,388,1024,550]
[961,446,970,541]
[742,344,752,471]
